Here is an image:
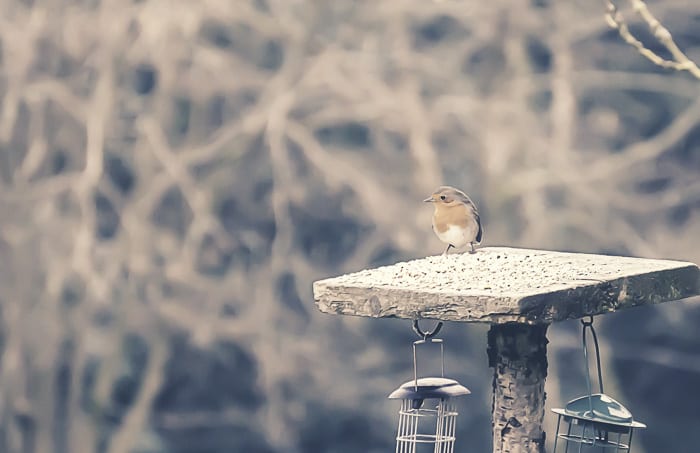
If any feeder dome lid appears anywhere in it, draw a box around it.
[388,377,470,400]
[552,393,646,428]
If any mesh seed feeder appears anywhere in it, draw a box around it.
[551,317,646,452]
[388,321,470,453]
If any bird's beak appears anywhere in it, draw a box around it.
[423,197,434,203]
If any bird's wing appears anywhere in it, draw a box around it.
[475,211,483,243]
[454,190,483,243]
[455,190,484,243]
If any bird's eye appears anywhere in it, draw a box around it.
[440,195,446,201]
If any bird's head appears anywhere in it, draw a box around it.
[423,186,463,206]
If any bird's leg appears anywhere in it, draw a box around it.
[442,244,452,256]
[469,242,476,254]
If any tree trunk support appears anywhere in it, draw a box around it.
[488,323,548,453]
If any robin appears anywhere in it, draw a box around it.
[424,186,483,255]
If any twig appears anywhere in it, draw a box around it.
[605,0,700,79]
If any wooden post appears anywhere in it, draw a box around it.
[488,323,548,453]
[313,247,700,452]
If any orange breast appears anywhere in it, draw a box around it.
[432,204,471,233]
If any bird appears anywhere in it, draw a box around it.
[424,186,483,255]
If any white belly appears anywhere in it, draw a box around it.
[434,223,478,248]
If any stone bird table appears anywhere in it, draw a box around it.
[312,247,700,453]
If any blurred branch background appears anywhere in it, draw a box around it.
[0,0,698,452]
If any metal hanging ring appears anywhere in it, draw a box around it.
[412,319,443,339]
[580,315,594,326]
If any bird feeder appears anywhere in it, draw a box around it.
[313,247,700,452]
[388,320,470,453]
[551,317,645,452]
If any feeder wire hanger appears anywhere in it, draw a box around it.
[581,316,604,416]
[412,320,444,391]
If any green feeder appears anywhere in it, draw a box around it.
[551,317,646,452]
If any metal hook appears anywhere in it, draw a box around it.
[412,319,443,340]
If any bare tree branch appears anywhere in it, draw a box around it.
[605,0,700,79]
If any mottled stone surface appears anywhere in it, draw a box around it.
[313,247,700,324]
